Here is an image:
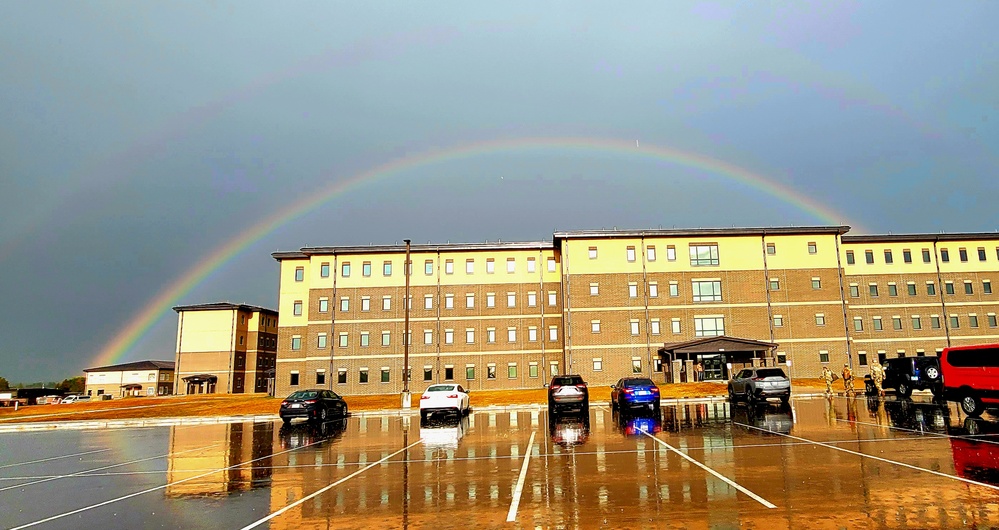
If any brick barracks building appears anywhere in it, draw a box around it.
[271,227,999,397]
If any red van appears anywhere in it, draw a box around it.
[940,343,999,416]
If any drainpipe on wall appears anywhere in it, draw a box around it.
[538,245,546,386]
[761,232,775,357]
[328,254,338,391]
[228,309,236,393]
[934,239,952,347]
[562,239,573,373]
[175,312,184,395]
[835,233,853,369]
[436,249,442,383]
[640,235,655,379]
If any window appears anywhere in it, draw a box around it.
[548,258,557,272]
[360,332,369,347]
[508,363,518,378]
[884,250,893,264]
[293,301,302,316]
[382,261,391,276]
[319,298,329,312]
[989,314,997,328]
[853,317,863,331]
[361,262,371,277]
[965,281,974,295]
[819,351,830,363]
[590,283,599,296]
[627,246,636,262]
[769,278,780,291]
[671,319,681,334]
[550,361,559,376]
[317,333,327,349]
[549,291,557,306]
[941,249,950,262]
[690,244,719,266]
[486,258,495,274]
[766,243,776,255]
[858,352,868,366]
[945,282,955,295]
[320,263,330,278]
[777,352,787,364]
[666,245,676,261]
[869,284,879,297]
[338,369,347,384]
[316,370,326,385]
[593,358,603,371]
[508,328,517,342]
[985,281,993,294]
[630,320,640,336]
[507,292,516,308]
[907,283,917,296]
[527,257,536,273]
[588,247,598,259]
[922,249,932,263]
[295,267,304,282]
[979,248,988,262]
[846,250,855,265]
[507,258,516,273]
[487,365,497,379]
[359,369,369,384]
[444,329,454,344]
[528,327,538,341]
[815,313,826,326]
[873,317,883,331]
[290,372,299,386]
[669,282,679,297]
[950,315,960,329]
[361,297,371,311]
[892,317,902,330]
[424,330,433,345]
[970,314,980,328]
[865,250,874,264]
[850,284,860,297]
[692,280,723,302]
[629,283,638,298]
[339,333,348,348]
[591,320,601,333]
[341,262,351,277]
[340,297,349,312]
[529,363,539,378]
[466,365,475,380]
[424,367,433,382]
[912,316,922,330]
[445,366,454,380]
[383,296,391,311]
[549,326,558,341]
[382,331,390,346]
[647,246,657,261]
[927,282,937,296]
[651,319,661,335]
[466,329,474,343]
[960,248,969,262]
[632,358,642,373]
[694,316,725,337]
[487,293,496,308]
[527,292,537,307]
[812,278,822,290]
[445,260,454,274]
[466,293,474,309]
[774,315,783,327]
[808,242,817,254]
[445,294,454,309]
[903,250,912,263]
[888,284,898,297]
[931,315,941,329]
[488,328,496,343]
[649,282,659,298]
[291,336,301,350]
[424,295,433,310]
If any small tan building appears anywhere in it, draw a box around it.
[173,303,278,395]
[84,360,175,399]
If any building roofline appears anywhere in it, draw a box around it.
[273,241,554,259]
[172,302,278,315]
[84,360,176,373]
[553,226,852,240]
[842,232,999,243]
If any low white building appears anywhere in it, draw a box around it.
[84,360,175,399]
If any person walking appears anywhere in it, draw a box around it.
[870,359,885,397]
[694,361,704,382]
[842,364,855,396]
[822,366,834,396]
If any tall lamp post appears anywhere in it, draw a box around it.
[401,239,412,409]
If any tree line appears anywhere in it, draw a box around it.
[0,376,85,393]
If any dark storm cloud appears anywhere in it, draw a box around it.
[1,2,997,382]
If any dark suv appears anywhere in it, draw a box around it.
[548,375,589,414]
[881,356,943,398]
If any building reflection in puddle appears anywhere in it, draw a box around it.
[165,421,274,497]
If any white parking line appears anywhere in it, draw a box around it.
[0,448,112,470]
[640,431,776,508]
[239,439,423,530]
[834,417,999,445]
[506,431,536,522]
[736,422,999,492]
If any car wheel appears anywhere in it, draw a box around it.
[897,381,912,398]
[320,407,328,421]
[728,386,737,402]
[341,404,348,418]
[961,393,984,417]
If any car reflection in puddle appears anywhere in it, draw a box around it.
[419,414,468,450]
[614,408,663,436]
[549,412,590,447]
[878,397,951,434]
[279,417,347,449]
[950,416,999,486]
[731,402,794,435]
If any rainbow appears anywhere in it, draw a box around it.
[91,136,863,367]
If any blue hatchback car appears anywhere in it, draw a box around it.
[611,377,661,412]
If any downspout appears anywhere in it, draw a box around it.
[328,254,338,391]
[175,312,183,395]
[538,245,546,386]
[436,249,442,383]
[228,309,236,393]
[761,232,775,368]
[562,239,573,373]
[835,233,852,368]
[934,239,951,347]
[640,235,654,378]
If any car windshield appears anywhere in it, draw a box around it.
[623,378,655,387]
[427,385,455,392]
[553,376,584,386]
[287,390,319,399]
[756,369,787,378]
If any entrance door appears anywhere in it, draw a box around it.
[701,355,726,381]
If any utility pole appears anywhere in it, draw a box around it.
[402,239,412,409]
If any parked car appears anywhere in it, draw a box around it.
[610,377,661,412]
[60,394,91,404]
[728,367,791,404]
[279,417,347,449]
[419,384,470,421]
[941,343,999,416]
[279,389,348,425]
[547,375,589,415]
[882,356,943,398]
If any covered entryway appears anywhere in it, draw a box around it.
[182,374,218,394]
[120,383,143,397]
[658,336,778,383]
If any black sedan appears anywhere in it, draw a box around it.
[279,389,348,424]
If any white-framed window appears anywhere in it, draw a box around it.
[647,246,657,261]
[669,282,679,297]
[651,319,661,335]
[593,358,603,371]
[548,258,557,272]
[466,293,475,309]
[445,294,454,309]
[445,259,454,274]
[694,316,724,337]
[549,326,558,342]
[629,283,638,298]
[466,259,474,274]
[444,329,454,344]
[627,246,637,262]
[591,320,601,333]
[291,336,302,350]
[424,294,433,309]
[338,333,348,348]
[487,328,496,343]
[528,327,538,341]
[666,245,676,261]
[486,293,495,308]
[486,258,495,274]
[815,313,825,326]
[529,362,539,378]
[507,292,516,308]
[340,297,349,312]
[689,244,719,266]
[319,297,329,313]
[507,258,516,273]
[671,318,681,334]
[508,363,518,378]
[381,331,391,346]
[487,363,497,379]
[424,330,433,345]
[361,296,370,312]
[774,315,783,327]
[588,247,598,259]
[293,301,303,316]
[527,292,537,307]
[317,333,327,349]
[630,320,640,336]
[632,357,642,374]
[360,332,370,347]
[508,328,517,342]
[812,277,822,289]
[466,329,475,343]
[382,296,391,311]
[548,291,557,306]
[692,280,722,302]
[425,260,434,275]
[590,283,599,296]
[527,257,536,273]
[649,282,659,298]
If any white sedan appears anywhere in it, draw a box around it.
[419,384,470,420]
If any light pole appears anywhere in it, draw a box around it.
[402,239,412,409]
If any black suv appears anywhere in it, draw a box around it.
[548,375,589,414]
[881,357,943,398]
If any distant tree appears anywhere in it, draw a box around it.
[0,376,9,391]
[58,377,86,393]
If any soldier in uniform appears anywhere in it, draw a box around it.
[822,366,834,396]
[870,359,885,397]
[842,364,855,396]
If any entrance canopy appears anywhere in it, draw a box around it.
[120,383,143,389]
[658,335,778,382]
[181,374,218,383]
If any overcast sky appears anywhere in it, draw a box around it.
[1,2,997,383]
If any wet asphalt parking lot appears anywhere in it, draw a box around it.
[3,395,999,529]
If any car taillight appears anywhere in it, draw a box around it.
[576,384,587,390]
[551,385,561,391]
[280,401,289,407]
[623,388,634,394]
[651,387,660,394]
[421,395,430,400]
[447,394,458,398]
[304,399,317,404]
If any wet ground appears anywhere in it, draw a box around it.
[3,395,999,529]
